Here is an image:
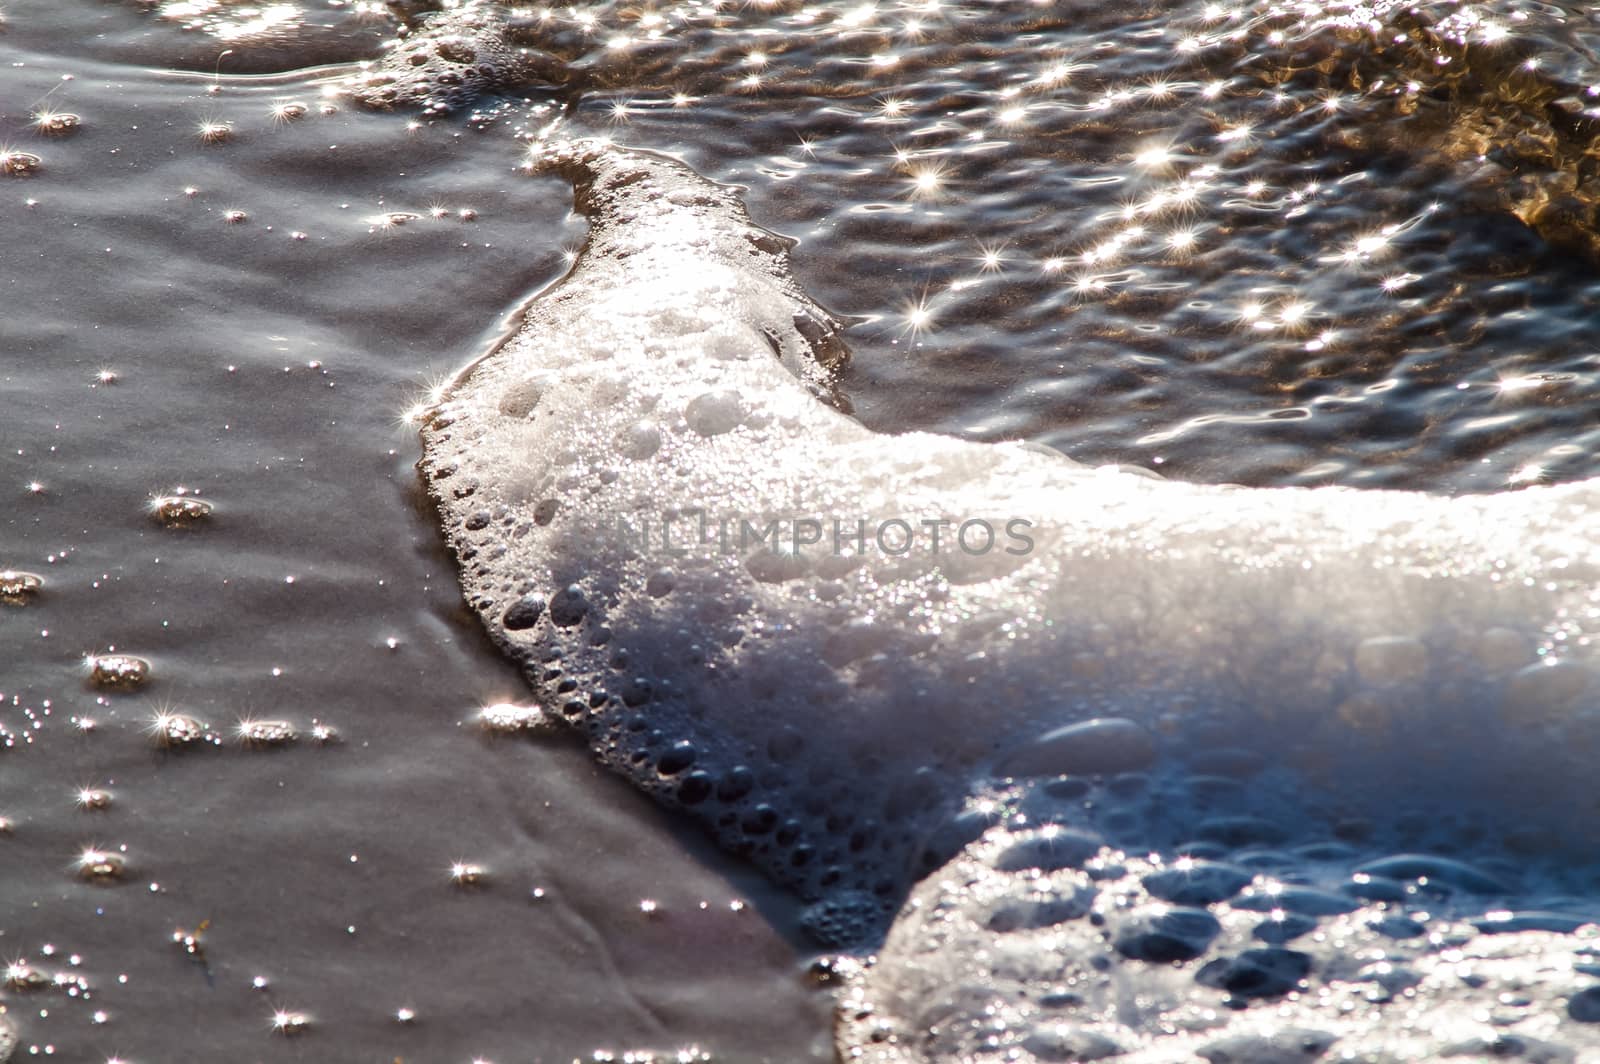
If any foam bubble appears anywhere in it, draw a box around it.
[148,710,213,748]
[87,653,150,691]
[75,846,127,883]
[235,719,298,747]
[1,150,42,177]
[150,495,214,526]
[0,569,44,604]
[478,701,550,735]
[994,717,1156,778]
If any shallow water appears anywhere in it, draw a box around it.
[0,7,831,1060]
[5,0,1600,1060]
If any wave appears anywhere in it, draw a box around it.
[417,135,1600,1057]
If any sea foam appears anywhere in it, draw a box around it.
[419,137,1599,942]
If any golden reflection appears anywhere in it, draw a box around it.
[899,291,937,338]
[974,242,1008,273]
[75,786,112,811]
[267,100,308,125]
[196,119,233,144]
[1164,227,1198,253]
[1133,144,1175,170]
[449,860,488,885]
[905,160,947,199]
[32,109,81,136]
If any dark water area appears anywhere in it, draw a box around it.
[4,0,1600,1059]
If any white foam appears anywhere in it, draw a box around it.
[346,2,565,114]
[419,139,1600,937]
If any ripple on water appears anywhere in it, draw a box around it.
[84,0,1600,490]
[337,0,1600,491]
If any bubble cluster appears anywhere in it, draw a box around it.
[345,2,565,115]
[75,846,128,883]
[149,493,214,526]
[0,570,44,605]
[234,718,298,747]
[32,111,80,136]
[476,701,549,735]
[0,150,42,177]
[838,775,1600,1062]
[147,709,216,748]
[86,654,150,691]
